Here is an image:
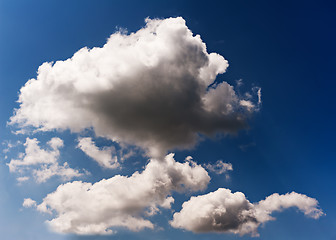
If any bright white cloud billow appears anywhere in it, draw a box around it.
[77,137,119,169]
[30,154,210,235]
[7,137,83,183]
[10,17,259,158]
[170,188,324,236]
[23,198,37,208]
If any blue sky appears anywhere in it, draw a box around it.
[0,0,335,239]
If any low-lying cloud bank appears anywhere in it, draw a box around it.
[170,188,324,236]
[26,154,210,235]
[10,17,259,158]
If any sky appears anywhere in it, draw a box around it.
[0,0,335,239]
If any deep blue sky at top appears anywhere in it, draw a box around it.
[0,0,335,240]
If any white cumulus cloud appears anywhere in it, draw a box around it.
[10,17,259,158]
[77,137,119,169]
[32,153,210,235]
[7,137,83,183]
[23,198,37,208]
[170,188,324,236]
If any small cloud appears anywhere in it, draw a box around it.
[239,99,256,112]
[77,137,119,169]
[204,160,233,175]
[257,88,262,105]
[239,142,256,151]
[236,79,243,87]
[2,140,21,154]
[7,137,84,183]
[170,189,324,237]
[23,198,37,208]
[17,176,29,182]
